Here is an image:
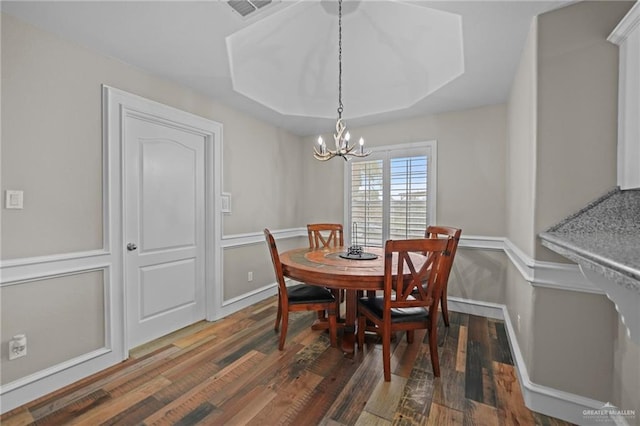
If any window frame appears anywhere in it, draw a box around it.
[343,140,438,246]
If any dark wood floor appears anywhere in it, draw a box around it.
[1,296,573,425]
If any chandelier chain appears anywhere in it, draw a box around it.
[337,0,343,118]
[313,0,370,162]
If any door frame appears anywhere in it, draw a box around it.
[104,85,223,358]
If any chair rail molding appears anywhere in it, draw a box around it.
[221,228,601,296]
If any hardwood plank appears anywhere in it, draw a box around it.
[493,361,536,426]
[463,399,500,426]
[201,385,277,425]
[487,319,498,340]
[464,340,484,403]
[482,367,497,407]
[129,321,212,358]
[172,401,217,426]
[66,376,171,425]
[323,346,383,425]
[393,362,434,425]
[467,315,492,370]
[364,375,407,421]
[305,343,350,378]
[532,412,576,426]
[426,402,464,425]
[432,368,466,413]
[456,325,468,373]
[100,395,165,426]
[493,321,514,365]
[0,409,33,426]
[355,410,393,426]
[29,345,180,420]
[247,369,325,425]
[288,350,362,425]
[33,389,110,426]
[143,350,265,423]
[393,330,426,378]
[172,323,220,349]
[26,347,179,420]
[432,316,467,413]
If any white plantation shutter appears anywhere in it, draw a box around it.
[351,160,384,247]
[389,156,429,239]
[346,142,436,247]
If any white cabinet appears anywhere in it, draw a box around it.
[609,3,640,190]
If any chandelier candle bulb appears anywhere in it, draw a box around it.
[318,136,326,154]
[359,138,364,154]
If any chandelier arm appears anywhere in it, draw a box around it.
[313,148,335,161]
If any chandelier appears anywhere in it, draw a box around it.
[313,0,370,162]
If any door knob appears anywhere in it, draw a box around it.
[127,243,137,251]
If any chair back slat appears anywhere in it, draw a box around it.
[307,223,344,249]
[425,226,461,286]
[264,229,287,294]
[384,238,451,313]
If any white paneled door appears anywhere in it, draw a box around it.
[124,114,206,349]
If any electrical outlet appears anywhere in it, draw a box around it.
[9,334,27,360]
[248,271,253,282]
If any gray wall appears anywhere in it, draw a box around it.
[0,13,303,386]
[507,19,538,260]
[535,1,631,262]
[300,104,509,238]
[1,271,105,383]
[506,0,639,411]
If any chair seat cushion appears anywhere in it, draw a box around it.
[287,284,335,304]
[358,296,429,323]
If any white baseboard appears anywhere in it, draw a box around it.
[450,298,626,426]
[214,283,278,320]
[0,348,122,415]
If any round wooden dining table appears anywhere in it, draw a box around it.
[279,245,427,354]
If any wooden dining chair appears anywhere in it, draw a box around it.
[425,226,462,327]
[307,223,344,249]
[264,229,337,350]
[307,223,344,318]
[357,237,452,381]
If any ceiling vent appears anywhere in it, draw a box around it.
[228,0,273,18]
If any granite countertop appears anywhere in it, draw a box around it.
[539,188,640,293]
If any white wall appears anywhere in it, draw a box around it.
[505,0,639,414]
[300,104,508,238]
[507,18,538,260]
[535,1,630,262]
[0,12,303,395]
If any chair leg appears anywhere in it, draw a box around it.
[357,315,365,349]
[275,297,282,332]
[331,288,341,321]
[428,326,440,377]
[278,310,289,350]
[328,309,337,348]
[441,291,450,327]
[406,330,414,344]
[383,326,391,381]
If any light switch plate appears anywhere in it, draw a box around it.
[5,190,24,209]
[221,193,231,214]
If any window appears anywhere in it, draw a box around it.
[345,141,437,247]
